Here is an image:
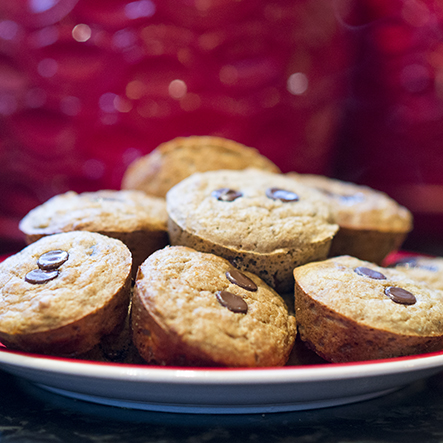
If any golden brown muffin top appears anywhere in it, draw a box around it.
[121,135,280,198]
[167,169,338,255]
[19,189,167,237]
[0,231,132,335]
[133,246,296,367]
[288,173,413,233]
[293,255,443,337]
[391,255,443,291]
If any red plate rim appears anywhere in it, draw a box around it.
[1,342,443,372]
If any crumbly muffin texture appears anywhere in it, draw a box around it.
[0,136,429,366]
[131,246,296,367]
[289,173,412,232]
[18,189,169,276]
[19,189,167,238]
[167,168,338,292]
[294,255,443,362]
[390,255,443,291]
[121,135,280,198]
[287,173,413,263]
[0,231,132,356]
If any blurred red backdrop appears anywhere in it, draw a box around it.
[0,0,442,255]
[0,0,355,252]
[335,0,443,253]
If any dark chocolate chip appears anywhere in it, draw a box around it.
[215,290,248,314]
[266,187,299,202]
[338,193,365,204]
[354,266,387,280]
[384,286,417,305]
[25,269,59,284]
[416,264,439,272]
[319,189,365,204]
[391,257,438,272]
[37,250,69,270]
[389,257,418,267]
[212,188,243,202]
[226,269,257,291]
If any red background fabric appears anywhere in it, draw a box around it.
[0,0,442,255]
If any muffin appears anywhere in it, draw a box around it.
[77,300,145,365]
[131,246,296,367]
[388,255,443,291]
[121,135,280,198]
[287,173,413,264]
[0,231,132,356]
[166,169,338,292]
[293,255,443,363]
[19,189,169,276]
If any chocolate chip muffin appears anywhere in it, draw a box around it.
[121,135,280,198]
[167,169,338,292]
[389,255,443,291]
[19,190,169,276]
[287,173,413,264]
[131,246,296,367]
[0,231,132,356]
[294,255,443,363]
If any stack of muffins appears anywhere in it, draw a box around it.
[2,135,443,366]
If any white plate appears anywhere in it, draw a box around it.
[0,346,443,414]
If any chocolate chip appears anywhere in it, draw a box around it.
[212,188,243,202]
[339,193,365,205]
[215,290,248,314]
[390,257,418,267]
[354,266,387,280]
[391,257,438,272]
[416,264,438,272]
[37,250,69,270]
[318,189,365,205]
[266,187,299,202]
[25,269,59,284]
[384,286,417,305]
[226,269,257,291]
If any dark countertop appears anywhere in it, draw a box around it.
[1,368,443,443]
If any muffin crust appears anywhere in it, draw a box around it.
[19,189,169,275]
[167,169,338,292]
[294,255,443,362]
[0,231,132,356]
[131,246,296,367]
[287,173,413,263]
[121,135,280,198]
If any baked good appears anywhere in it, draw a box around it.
[293,255,443,362]
[131,246,296,367]
[166,168,338,292]
[19,189,169,276]
[388,255,443,291]
[287,173,413,264]
[77,300,145,364]
[121,135,280,198]
[0,231,132,356]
